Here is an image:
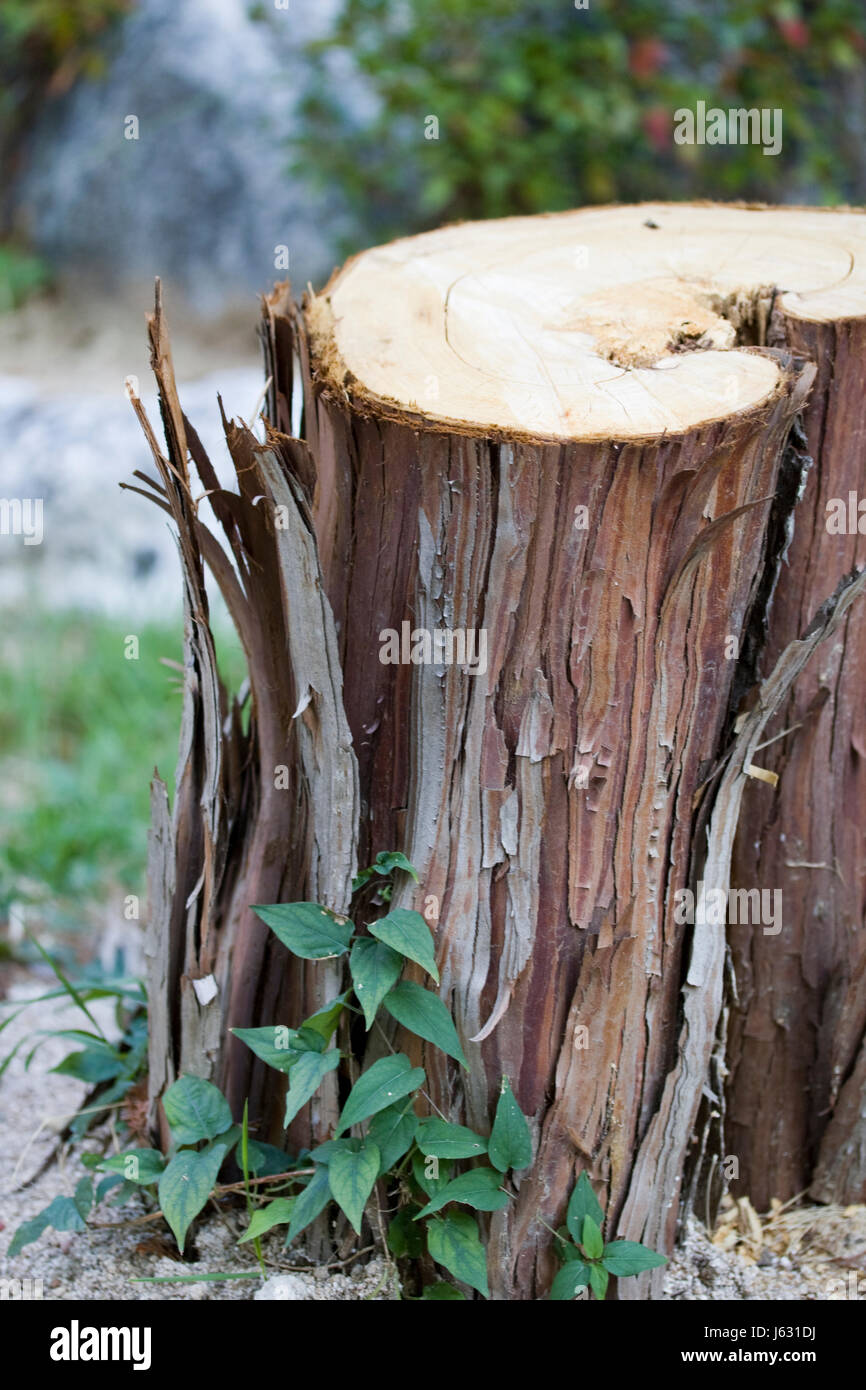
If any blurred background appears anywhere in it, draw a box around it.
[1,0,865,967]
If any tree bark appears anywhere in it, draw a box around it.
[133,285,357,1154]
[727,312,866,1209]
[134,204,866,1298]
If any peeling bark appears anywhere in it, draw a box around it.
[131,284,357,1147]
[727,314,866,1208]
[619,566,866,1295]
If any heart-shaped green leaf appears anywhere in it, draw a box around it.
[98,1149,166,1185]
[162,1075,233,1147]
[411,1150,453,1198]
[383,982,467,1068]
[350,938,403,1029]
[244,1140,291,1177]
[487,1075,532,1171]
[414,1166,508,1219]
[371,851,419,881]
[238,1197,296,1243]
[252,902,353,959]
[284,1050,341,1128]
[601,1240,668,1276]
[8,1195,88,1257]
[286,1165,331,1247]
[368,909,439,982]
[158,1140,228,1253]
[231,1025,320,1073]
[415,1117,487,1159]
[426,1212,489,1298]
[300,994,349,1044]
[336,1054,425,1135]
[52,1047,124,1084]
[328,1141,381,1233]
[566,1171,604,1243]
[589,1263,609,1300]
[367,1102,417,1172]
[549,1260,590,1300]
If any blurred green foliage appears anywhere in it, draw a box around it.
[297,0,866,250]
[0,0,131,309]
[0,0,129,109]
[0,611,182,929]
[0,243,50,311]
[0,610,245,934]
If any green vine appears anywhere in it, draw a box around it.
[4,855,665,1299]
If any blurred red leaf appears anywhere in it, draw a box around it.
[629,39,669,79]
[642,106,672,152]
[777,18,809,49]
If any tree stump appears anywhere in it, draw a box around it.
[135,205,866,1299]
[727,293,866,1209]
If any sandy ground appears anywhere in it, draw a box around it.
[0,968,395,1300]
[2,965,864,1303]
[0,283,261,395]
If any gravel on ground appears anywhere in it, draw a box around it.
[2,966,863,1302]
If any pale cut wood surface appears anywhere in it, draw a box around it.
[315,203,866,440]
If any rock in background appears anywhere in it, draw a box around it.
[11,0,357,311]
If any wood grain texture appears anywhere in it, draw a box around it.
[314,204,866,439]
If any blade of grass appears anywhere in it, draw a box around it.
[0,1033,28,1080]
[0,985,138,1011]
[241,1099,266,1276]
[0,1005,29,1034]
[26,933,108,1041]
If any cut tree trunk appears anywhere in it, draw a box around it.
[133,205,866,1299]
[727,312,866,1209]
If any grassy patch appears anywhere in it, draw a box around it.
[0,608,245,935]
[0,243,50,313]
